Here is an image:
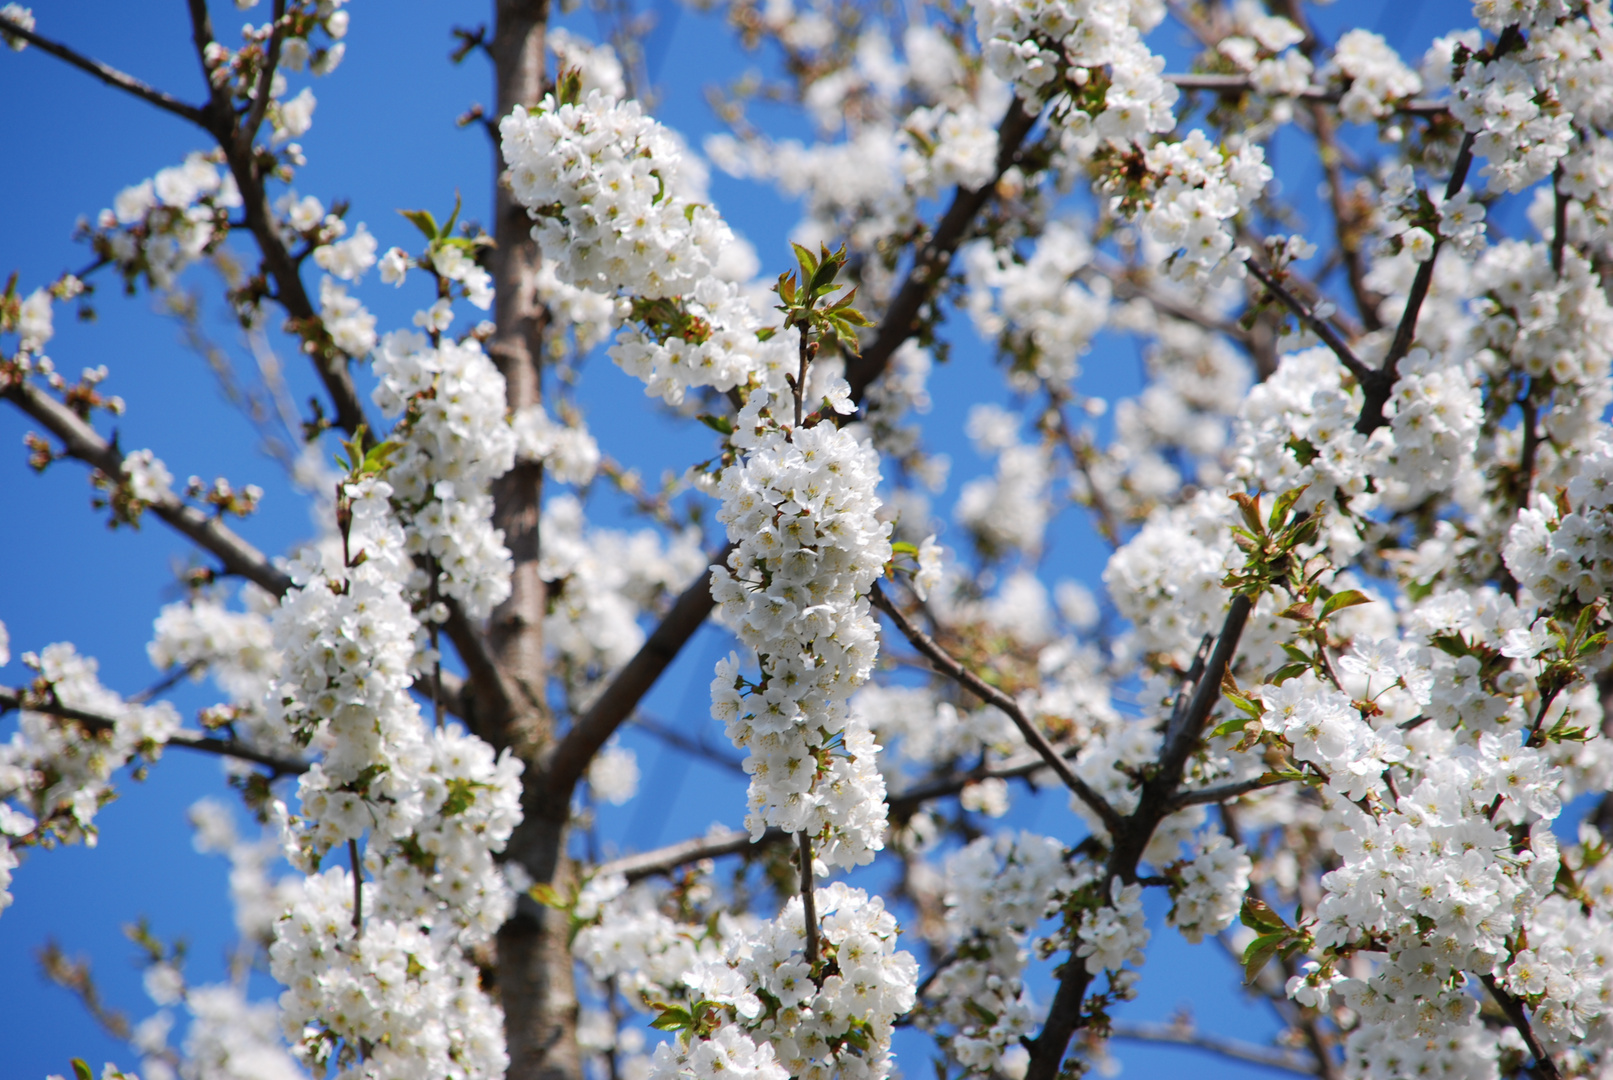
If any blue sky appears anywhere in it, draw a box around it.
[0,1,1478,1077]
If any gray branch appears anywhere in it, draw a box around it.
[0,14,207,125]
[4,377,293,597]
[0,685,308,775]
[1109,1019,1320,1075]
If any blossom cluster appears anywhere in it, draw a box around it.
[676,883,917,1080]
[918,833,1084,1076]
[961,223,1109,388]
[1327,30,1424,124]
[709,418,893,867]
[0,643,180,914]
[501,84,896,866]
[148,587,298,758]
[91,151,242,291]
[540,494,706,708]
[1504,435,1613,606]
[371,330,518,620]
[266,476,522,1080]
[1165,831,1252,944]
[1130,132,1272,284]
[501,90,797,406]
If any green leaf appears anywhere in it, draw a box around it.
[362,439,401,476]
[890,541,919,556]
[699,414,734,436]
[1211,715,1252,739]
[1267,662,1310,685]
[72,1060,95,1080]
[1267,485,1308,531]
[1320,589,1373,619]
[1285,436,1317,466]
[1243,932,1286,984]
[442,191,463,242]
[1230,491,1265,536]
[808,246,842,293]
[1223,689,1261,717]
[1430,633,1472,659]
[651,1007,693,1031]
[1240,896,1290,933]
[527,883,565,909]
[400,208,439,241]
[441,777,485,816]
[777,271,798,306]
[963,1000,999,1026]
[791,242,819,282]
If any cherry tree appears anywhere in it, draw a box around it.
[3,1,1613,1080]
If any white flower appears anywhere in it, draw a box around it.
[914,534,943,601]
[1,4,34,51]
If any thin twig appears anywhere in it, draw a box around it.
[845,96,1038,401]
[597,747,1083,882]
[630,713,747,774]
[1551,166,1569,276]
[868,583,1122,834]
[0,685,309,775]
[3,377,294,597]
[1165,72,1450,117]
[240,0,288,146]
[798,832,819,968]
[0,15,208,125]
[1357,132,1477,434]
[1082,256,1254,344]
[1108,1019,1320,1075]
[349,837,364,938]
[1169,773,1289,810]
[1047,387,1122,549]
[1243,260,1373,384]
[1480,975,1561,1080]
[129,659,205,704]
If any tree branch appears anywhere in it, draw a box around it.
[1083,256,1253,345]
[1165,72,1449,117]
[1025,594,1253,1080]
[1480,975,1562,1080]
[869,583,1122,835]
[1169,772,1288,810]
[3,378,293,597]
[240,0,289,148]
[1108,1019,1320,1075]
[597,747,1079,882]
[541,553,734,806]
[0,14,207,126]
[1356,131,1477,434]
[1243,259,1373,384]
[599,826,761,882]
[844,96,1039,402]
[0,685,308,775]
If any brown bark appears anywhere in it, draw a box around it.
[482,6,582,1080]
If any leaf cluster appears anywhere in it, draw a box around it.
[776,242,871,358]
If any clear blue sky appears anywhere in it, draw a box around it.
[0,1,1473,1077]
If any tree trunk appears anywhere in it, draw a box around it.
[485,4,581,1080]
